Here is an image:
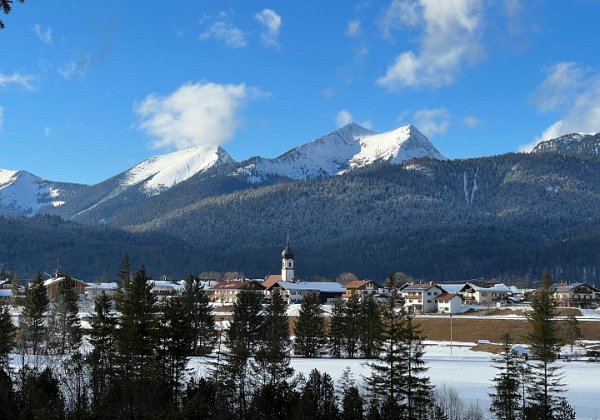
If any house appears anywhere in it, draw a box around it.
[435,293,463,314]
[342,280,381,300]
[266,281,346,304]
[86,282,119,301]
[209,279,265,304]
[149,279,184,298]
[460,282,511,305]
[43,274,88,299]
[0,279,14,289]
[552,282,600,309]
[399,282,444,313]
[0,288,11,302]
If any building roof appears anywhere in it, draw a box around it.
[86,282,119,290]
[345,280,379,290]
[436,293,462,302]
[464,282,511,293]
[400,282,441,292]
[437,283,466,294]
[211,279,265,290]
[43,276,88,288]
[553,282,600,293]
[282,243,294,259]
[264,275,283,288]
[270,281,345,293]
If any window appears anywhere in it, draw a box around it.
[427,299,432,303]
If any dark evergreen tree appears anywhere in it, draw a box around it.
[360,295,383,359]
[117,252,131,286]
[19,273,49,356]
[297,369,339,420]
[182,274,215,355]
[328,298,345,358]
[0,368,18,419]
[88,291,118,413]
[158,295,192,403]
[525,274,567,420]
[0,0,25,29]
[342,386,365,420]
[343,292,362,358]
[294,292,325,357]
[0,305,15,369]
[253,288,293,388]
[489,333,522,420]
[554,398,576,420]
[47,275,82,355]
[17,366,65,420]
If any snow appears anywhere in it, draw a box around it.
[275,281,345,293]
[187,343,600,419]
[122,145,234,195]
[0,168,18,186]
[235,123,445,183]
[0,169,70,214]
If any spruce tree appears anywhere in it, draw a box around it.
[489,333,522,420]
[0,305,15,369]
[88,291,118,412]
[360,295,383,359]
[343,292,362,358]
[47,275,82,355]
[329,298,345,358]
[117,253,131,286]
[298,369,339,420]
[342,386,365,420]
[19,273,49,356]
[182,274,215,355]
[525,274,567,419]
[294,292,325,357]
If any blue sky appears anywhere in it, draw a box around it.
[1,0,600,184]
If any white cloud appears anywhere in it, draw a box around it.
[346,20,362,37]
[336,110,353,127]
[520,62,600,151]
[32,24,53,44]
[0,106,4,130]
[255,9,282,48]
[135,82,259,150]
[59,53,92,80]
[463,116,482,127]
[0,73,36,90]
[414,107,450,136]
[199,21,247,48]
[377,0,484,91]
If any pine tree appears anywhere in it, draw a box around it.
[0,305,15,369]
[329,298,345,358]
[360,295,383,359]
[47,275,82,355]
[297,369,339,420]
[88,291,118,412]
[117,252,131,286]
[489,333,522,420]
[19,273,49,356]
[158,295,192,403]
[253,288,293,388]
[525,273,566,419]
[116,266,159,375]
[342,386,365,420]
[343,292,362,358]
[182,274,215,355]
[294,292,325,357]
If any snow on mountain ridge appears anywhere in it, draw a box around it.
[532,132,600,156]
[123,145,235,195]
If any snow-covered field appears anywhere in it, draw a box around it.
[190,342,600,419]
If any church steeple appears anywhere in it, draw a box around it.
[281,235,295,282]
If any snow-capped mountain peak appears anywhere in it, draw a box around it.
[235,123,445,182]
[123,145,236,195]
[532,132,600,157]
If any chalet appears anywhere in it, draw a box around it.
[209,279,265,304]
[266,281,346,304]
[435,293,463,314]
[0,279,14,289]
[43,274,88,299]
[149,279,184,298]
[399,282,444,313]
[342,280,381,300]
[460,282,511,305]
[85,282,119,301]
[552,282,600,309]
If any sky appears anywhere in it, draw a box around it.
[1,0,600,184]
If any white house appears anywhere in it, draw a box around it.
[85,282,119,301]
[461,282,511,305]
[266,281,346,304]
[435,293,463,314]
[399,282,444,313]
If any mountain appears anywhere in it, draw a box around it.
[46,145,237,222]
[0,169,85,216]
[532,132,600,157]
[234,123,445,182]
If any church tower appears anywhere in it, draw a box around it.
[281,236,295,282]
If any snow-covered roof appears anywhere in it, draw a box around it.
[437,283,466,294]
[400,282,441,292]
[86,282,119,290]
[149,280,184,291]
[43,277,87,287]
[272,281,345,293]
[465,282,511,293]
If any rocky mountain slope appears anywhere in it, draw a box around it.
[532,132,600,157]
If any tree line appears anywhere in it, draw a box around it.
[0,267,578,419]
